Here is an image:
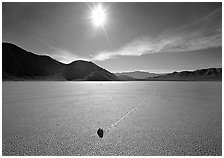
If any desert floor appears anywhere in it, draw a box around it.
[2,81,222,156]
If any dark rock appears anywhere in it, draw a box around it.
[97,128,103,138]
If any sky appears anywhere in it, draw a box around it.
[2,2,222,73]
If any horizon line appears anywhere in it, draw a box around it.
[2,42,222,74]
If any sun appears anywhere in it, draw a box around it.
[90,4,107,28]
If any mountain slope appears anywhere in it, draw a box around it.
[115,71,160,79]
[3,42,65,78]
[146,68,222,81]
[63,60,118,81]
[3,43,221,81]
[2,42,118,81]
[116,75,136,81]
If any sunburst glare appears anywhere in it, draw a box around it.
[89,3,108,29]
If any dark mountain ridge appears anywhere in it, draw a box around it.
[2,42,118,81]
[2,42,222,81]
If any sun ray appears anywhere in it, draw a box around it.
[88,3,108,29]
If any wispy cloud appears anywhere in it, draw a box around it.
[46,45,89,64]
[93,7,221,61]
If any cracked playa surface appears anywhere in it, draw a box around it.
[2,81,222,156]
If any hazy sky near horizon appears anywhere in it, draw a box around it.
[2,2,222,73]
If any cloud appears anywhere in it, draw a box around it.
[46,45,89,64]
[93,7,221,61]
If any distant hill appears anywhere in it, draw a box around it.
[116,75,137,81]
[2,42,118,81]
[62,60,118,81]
[115,71,160,79]
[146,68,222,81]
[3,42,221,81]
